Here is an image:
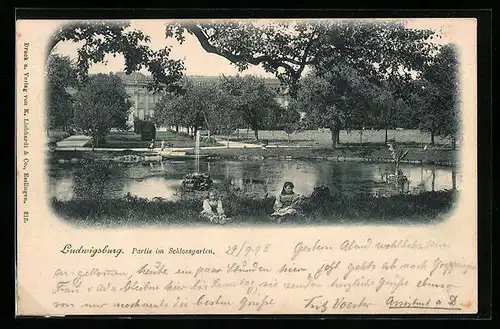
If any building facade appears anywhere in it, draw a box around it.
[115,72,161,126]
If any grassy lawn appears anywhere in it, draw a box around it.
[51,190,458,227]
[217,129,454,147]
[97,130,216,148]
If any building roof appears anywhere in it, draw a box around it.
[115,71,284,87]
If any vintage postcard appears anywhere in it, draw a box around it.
[16,17,478,316]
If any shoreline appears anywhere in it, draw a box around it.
[49,145,458,167]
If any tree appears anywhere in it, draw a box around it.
[275,105,301,144]
[165,20,438,94]
[418,44,460,147]
[73,74,132,149]
[155,78,232,137]
[48,20,185,93]
[45,54,78,132]
[219,75,279,141]
[205,82,243,146]
[371,85,412,143]
[155,91,185,133]
[294,65,378,147]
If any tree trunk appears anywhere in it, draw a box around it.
[431,131,435,146]
[330,127,339,148]
[452,167,457,190]
[431,168,436,191]
[254,129,259,141]
[175,125,179,133]
[287,133,291,144]
[451,136,456,150]
[359,130,363,144]
[385,127,388,144]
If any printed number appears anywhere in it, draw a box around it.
[448,295,457,306]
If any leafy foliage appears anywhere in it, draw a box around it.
[165,20,438,94]
[155,76,278,140]
[274,106,301,143]
[72,73,132,148]
[416,44,460,145]
[49,20,185,93]
[45,54,78,130]
[219,75,280,140]
[292,65,379,146]
[134,119,156,141]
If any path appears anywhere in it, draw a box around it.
[53,134,310,152]
[213,138,263,149]
[56,135,92,148]
[54,134,265,152]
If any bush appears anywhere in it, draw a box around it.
[133,119,143,134]
[133,119,156,141]
[141,121,156,141]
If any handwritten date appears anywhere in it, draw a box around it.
[226,242,271,258]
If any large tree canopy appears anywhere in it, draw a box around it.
[73,73,132,149]
[165,20,439,94]
[294,64,381,147]
[48,21,185,93]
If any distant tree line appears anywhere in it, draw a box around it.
[46,19,460,149]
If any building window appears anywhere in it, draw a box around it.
[138,95,145,105]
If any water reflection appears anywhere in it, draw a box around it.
[47,158,460,201]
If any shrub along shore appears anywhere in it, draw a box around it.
[52,189,458,227]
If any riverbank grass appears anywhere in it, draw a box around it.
[51,189,458,227]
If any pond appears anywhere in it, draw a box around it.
[47,157,460,202]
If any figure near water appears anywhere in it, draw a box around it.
[201,190,230,224]
[270,182,303,223]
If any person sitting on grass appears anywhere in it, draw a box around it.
[201,190,230,224]
[270,181,303,223]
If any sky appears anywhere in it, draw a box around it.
[52,18,459,78]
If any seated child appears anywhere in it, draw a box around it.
[271,181,303,222]
[201,190,230,224]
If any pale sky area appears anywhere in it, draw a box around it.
[51,18,459,77]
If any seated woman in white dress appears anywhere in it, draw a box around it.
[201,190,230,224]
[271,182,303,222]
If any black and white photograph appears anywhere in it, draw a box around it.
[45,18,461,227]
[16,14,482,316]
